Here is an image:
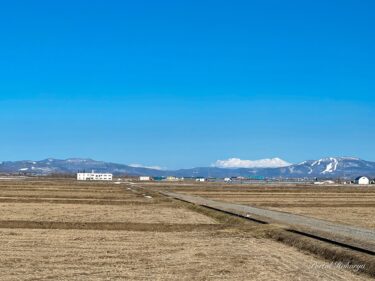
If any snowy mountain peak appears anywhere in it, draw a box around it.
[1,157,374,179]
[321,158,338,174]
[66,158,94,163]
[294,157,372,177]
[317,157,361,162]
[213,157,292,168]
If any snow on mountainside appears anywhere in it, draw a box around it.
[0,157,374,179]
[0,158,166,177]
[213,157,291,168]
[288,157,375,178]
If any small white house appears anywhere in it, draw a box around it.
[139,176,151,181]
[355,176,370,185]
[77,171,113,181]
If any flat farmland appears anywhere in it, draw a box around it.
[0,202,216,224]
[0,179,372,280]
[150,182,375,229]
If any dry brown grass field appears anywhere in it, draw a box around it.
[150,182,375,229]
[0,179,372,280]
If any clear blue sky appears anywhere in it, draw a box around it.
[0,0,374,169]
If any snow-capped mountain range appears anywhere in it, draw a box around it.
[273,157,375,178]
[1,157,375,179]
[213,157,291,168]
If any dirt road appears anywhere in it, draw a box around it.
[161,191,375,254]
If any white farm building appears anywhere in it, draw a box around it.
[355,176,370,185]
[77,171,113,181]
[195,178,206,182]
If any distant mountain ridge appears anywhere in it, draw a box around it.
[0,158,167,177]
[1,157,375,179]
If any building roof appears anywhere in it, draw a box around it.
[355,176,369,181]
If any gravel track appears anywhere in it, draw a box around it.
[162,191,375,254]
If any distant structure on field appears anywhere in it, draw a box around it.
[166,176,183,181]
[139,176,151,181]
[314,180,335,185]
[77,171,113,181]
[195,178,206,182]
[355,176,370,185]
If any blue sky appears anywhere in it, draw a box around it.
[0,0,374,169]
